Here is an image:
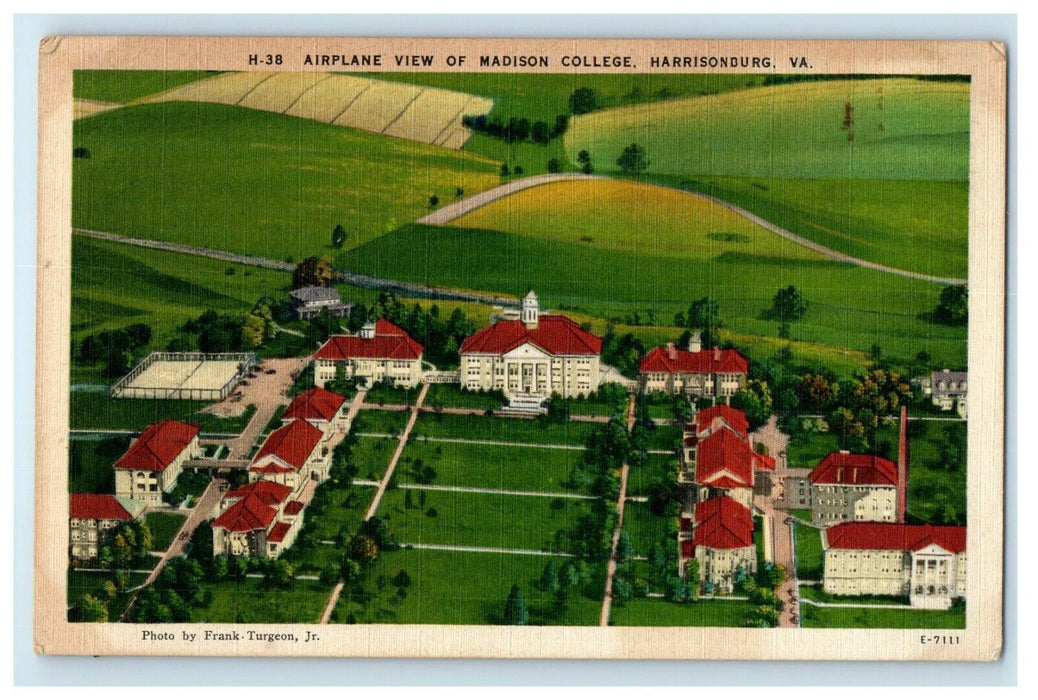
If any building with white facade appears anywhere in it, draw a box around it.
[822,522,966,609]
[679,495,757,594]
[313,319,423,389]
[919,369,968,418]
[211,481,305,559]
[68,494,144,562]
[639,336,748,400]
[249,418,328,489]
[458,291,602,409]
[289,285,354,321]
[282,386,348,433]
[113,419,202,505]
[788,452,902,527]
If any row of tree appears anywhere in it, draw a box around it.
[462,113,570,145]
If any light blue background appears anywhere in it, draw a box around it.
[13,13,1017,686]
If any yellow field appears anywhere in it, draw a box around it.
[142,71,495,149]
[450,179,826,262]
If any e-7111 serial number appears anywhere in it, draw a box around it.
[920,635,962,645]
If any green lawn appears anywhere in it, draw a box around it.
[566,78,968,181]
[399,439,582,493]
[626,453,679,498]
[789,508,813,522]
[144,512,187,551]
[73,102,500,262]
[423,384,506,411]
[351,408,411,436]
[194,578,332,624]
[300,485,376,543]
[68,435,129,494]
[261,405,288,435]
[349,435,399,482]
[786,430,841,469]
[411,412,597,446]
[341,222,966,369]
[622,501,676,559]
[376,488,585,552]
[799,584,908,606]
[332,547,603,625]
[794,522,825,581]
[69,392,254,433]
[609,597,757,627]
[74,70,218,104]
[364,384,421,406]
[643,424,683,452]
[800,601,965,629]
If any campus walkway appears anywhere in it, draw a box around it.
[600,394,637,626]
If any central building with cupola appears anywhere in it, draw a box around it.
[458,291,603,410]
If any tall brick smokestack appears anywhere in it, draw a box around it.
[897,405,908,523]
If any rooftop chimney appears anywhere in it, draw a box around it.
[688,331,702,353]
[897,405,908,523]
[713,346,721,361]
[666,342,677,360]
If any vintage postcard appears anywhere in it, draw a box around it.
[35,36,1006,660]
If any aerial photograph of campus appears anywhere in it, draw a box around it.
[66,68,969,630]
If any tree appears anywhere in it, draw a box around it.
[731,379,773,431]
[428,194,439,210]
[513,165,524,177]
[500,163,510,178]
[771,285,808,322]
[569,87,597,115]
[503,584,528,625]
[546,157,561,173]
[576,150,593,174]
[935,284,968,325]
[616,530,633,563]
[73,146,91,159]
[531,120,550,144]
[331,224,347,249]
[539,560,560,593]
[616,143,649,175]
[687,296,721,340]
[292,256,335,288]
[71,594,109,622]
[263,559,296,590]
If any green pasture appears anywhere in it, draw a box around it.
[609,597,757,627]
[566,78,969,181]
[354,72,765,173]
[72,102,500,260]
[800,601,965,629]
[672,176,968,280]
[333,547,602,625]
[399,439,582,493]
[411,412,598,446]
[341,222,966,368]
[74,70,218,104]
[71,236,291,347]
[376,488,584,552]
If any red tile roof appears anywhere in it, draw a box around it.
[680,539,695,558]
[695,429,755,488]
[267,521,292,543]
[113,419,199,472]
[459,315,602,357]
[825,522,966,554]
[313,319,422,361]
[640,345,748,375]
[284,387,346,423]
[696,404,750,438]
[69,494,134,521]
[284,500,305,516]
[213,481,292,533]
[692,496,755,550]
[251,419,323,472]
[810,452,898,487]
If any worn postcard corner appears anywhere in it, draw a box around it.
[35,36,1005,660]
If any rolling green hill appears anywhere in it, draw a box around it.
[72,102,501,261]
[339,221,966,368]
[565,78,969,181]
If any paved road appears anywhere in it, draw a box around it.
[751,415,800,628]
[600,394,637,627]
[364,382,430,521]
[416,173,608,224]
[319,582,344,624]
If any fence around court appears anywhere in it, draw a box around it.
[110,351,258,401]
